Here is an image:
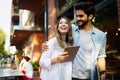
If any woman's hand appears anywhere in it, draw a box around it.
[57,52,69,62]
[51,52,69,64]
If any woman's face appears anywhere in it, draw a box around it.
[57,18,69,34]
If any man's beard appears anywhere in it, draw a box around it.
[77,19,88,29]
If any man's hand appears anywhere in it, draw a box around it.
[41,41,48,52]
[100,73,106,80]
[100,70,106,80]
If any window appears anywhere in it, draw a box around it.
[57,0,73,13]
[93,1,120,79]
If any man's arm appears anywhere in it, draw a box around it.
[97,57,106,80]
[97,33,107,80]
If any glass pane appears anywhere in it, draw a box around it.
[93,1,120,79]
[57,0,74,13]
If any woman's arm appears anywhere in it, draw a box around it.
[19,61,26,74]
[51,51,69,64]
[39,38,55,70]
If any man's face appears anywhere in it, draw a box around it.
[76,10,89,29]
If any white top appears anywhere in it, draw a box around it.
[22,62,33,78]
[72,30,93,79]
[39,37,72,80]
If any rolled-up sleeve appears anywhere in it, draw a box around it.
[98,34,107,58]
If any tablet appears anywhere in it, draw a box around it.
[62,46,80,62]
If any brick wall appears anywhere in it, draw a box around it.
[48,0,57,39]
[33,32,44,62]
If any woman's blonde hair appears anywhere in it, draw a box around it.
[56,16,74,48]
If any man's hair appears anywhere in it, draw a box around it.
[75,2,96,16]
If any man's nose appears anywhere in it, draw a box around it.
[77,17,81,20]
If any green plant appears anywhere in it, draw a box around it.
[32,61,39,71]
[0,28,6,54]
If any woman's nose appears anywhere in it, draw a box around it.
[61,23,66,26]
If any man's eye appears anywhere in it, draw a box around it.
[76,15,84,17]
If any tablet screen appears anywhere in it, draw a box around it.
[62,46,80,62]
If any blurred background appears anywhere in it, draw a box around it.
[0,0,120,80]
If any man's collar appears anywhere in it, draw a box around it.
[92,26,97,34]
[72,24,80,32]
[73,24,96,34]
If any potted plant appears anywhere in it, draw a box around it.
[32,61,39,71]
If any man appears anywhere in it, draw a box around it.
[42,2,106,80]
[71,2,106,80]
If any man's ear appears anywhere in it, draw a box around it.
[89,14,93,20]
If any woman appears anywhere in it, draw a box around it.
[39,16,74,80]
[19,56,33,80]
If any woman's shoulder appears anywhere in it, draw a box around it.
[49,37,57,41]
[47,37,57,44]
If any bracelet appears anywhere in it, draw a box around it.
[100,70,106,76]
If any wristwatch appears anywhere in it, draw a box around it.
[100,70,106,76]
